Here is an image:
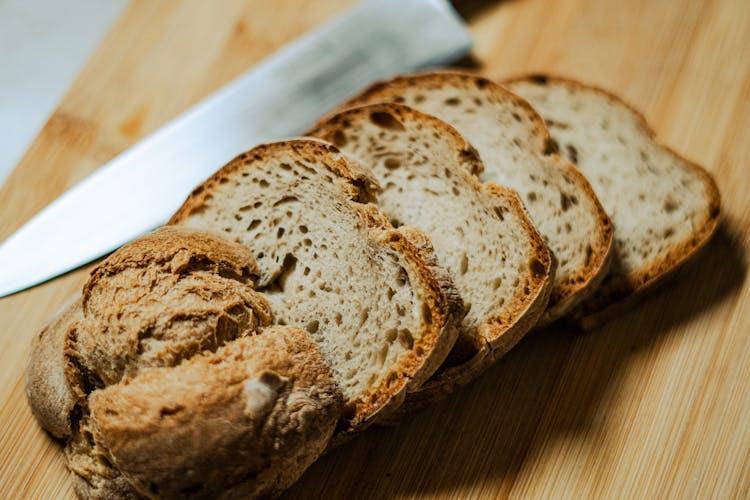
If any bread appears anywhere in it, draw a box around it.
[308,102,552,403]
[25,226,342,498]
[345,71,613,325]
[505,74,721,327]
[25,295,81,439]
[169,139,462,430]
[67,329,339,499]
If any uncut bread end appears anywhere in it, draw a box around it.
[25,296,82,440]
[505,74,721,328]
[169,139,462,431]
[67,327,341,499]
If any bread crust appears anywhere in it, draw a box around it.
[503,73,721,328]
[341,71,614,326]
[24,295,81,439]
[170,139,462,432]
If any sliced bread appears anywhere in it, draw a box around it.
[169,139,462,430]
[308,103,552,402]
[346,71,613,325]
[505,74,721,327]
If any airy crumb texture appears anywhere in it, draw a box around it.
[170,139,462,431]
[308,103,552,402]
[506,74,721,327]
[346,71,613,325]
[26,227,341,499]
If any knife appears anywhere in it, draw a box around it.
[0,0,471,297]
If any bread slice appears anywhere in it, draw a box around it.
[308,103,552,403]
[346,71,613,325]
[26,226,342,498]
[505,74,721,327]
[169,139,462,430]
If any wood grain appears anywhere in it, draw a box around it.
[1,0,748,498]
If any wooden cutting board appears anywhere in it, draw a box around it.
[1,0,748,497]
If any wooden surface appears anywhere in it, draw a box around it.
[1,0,749,498]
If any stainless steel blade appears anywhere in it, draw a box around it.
[0,0,471,297]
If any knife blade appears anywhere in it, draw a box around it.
[0,0,471,297]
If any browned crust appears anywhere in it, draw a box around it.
[68,326,341,499]
[84,226,260,306]
[308,103,554,414]
[503,73,722,328]
[340,70,614,324]
[169,139,461,432]
[24,296,82,439]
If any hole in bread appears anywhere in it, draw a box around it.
[334,312,343,326]
[494,206,505,221]
[396,268,409,287]
[664,228,674,238]
[664,199,679,212]
[273,195,298,207]
[299,225,308,233]
[396,304,406,317]
[259,179,270,188]
[332,130,347,148]
[460,253,469,275]
[247,219,261,231]
[560,192,573,212]
[398,329,414,349]
[386,328,397,343]
[386,288,396,300]
[421,303,433,325]
[414,94,425,103]
[566,144,579,164]
[370,111,405,131]
[527,191,537,202]
[276,227,285,238]
[306,320,319,334]
[529,257,546,277]
[444,97,461,106]
[266,254,297,294]
[512,112,521,122]
[384,157,401,169]
[492,277,502,289]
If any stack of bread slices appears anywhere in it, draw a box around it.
[25,71,720,499]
